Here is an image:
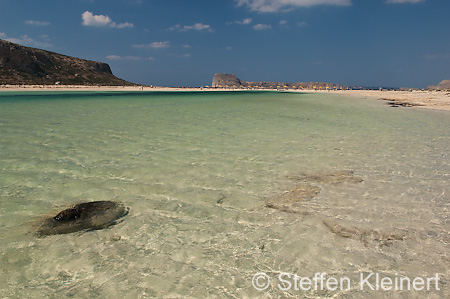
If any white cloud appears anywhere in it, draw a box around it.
[168,23,213,32]
[188,23,209,30]
[25,20,50,26]
[106,55,122,60]
[5,34,52,48]
[106,55,139,61]
[115,22,134,29]
[236,18,253,25]
[149,41,170,49]
[106,55,154,61]
[424,53,450,60]
[0,32,6,39]
[226,46,233,50]
[297,21,307,27]
[236,0,351,12]
[82,11,111,27]
[279,20,288,25]
[182,44,192,48]
[168,53,191,58]
[132,41,170,49]
[183,23,212,31]
[81,11,134,28]
[253,23,272,30]
[5,37,25,44]
[386,0,425,3]
[168,24,180,31]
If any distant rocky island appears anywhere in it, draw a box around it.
[211,73,346,90]
[0,39,135,86]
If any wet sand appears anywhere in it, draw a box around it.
[310,89,450,111]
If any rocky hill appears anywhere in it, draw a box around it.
[212,73,242,87]
[211,73,345,89]
[0,39,135,85]
[428,80,450,90]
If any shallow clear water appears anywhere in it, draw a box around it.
[0,91,449,298]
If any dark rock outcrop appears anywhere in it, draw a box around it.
[35,201,129,236]
[212,73,242,87]
[0,39,135,85]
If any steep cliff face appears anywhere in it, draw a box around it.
[0,39,135,85]
[428,80,450,90]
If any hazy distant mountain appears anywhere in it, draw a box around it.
[428,80,450,90]
[211,73,345,89]
[0,39,135,86]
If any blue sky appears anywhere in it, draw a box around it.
[1,0,449,88]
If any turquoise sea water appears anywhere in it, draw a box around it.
[0,91,449,298]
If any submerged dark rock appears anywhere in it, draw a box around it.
[323,219,406,247]
[36,201,128,236]
[265,171,363,214]
[288,170,363,184]
[264,183,320,215]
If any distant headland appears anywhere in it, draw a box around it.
[428,80,450,90]
[0,39,136,86]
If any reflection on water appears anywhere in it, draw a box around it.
[0,91,449,298]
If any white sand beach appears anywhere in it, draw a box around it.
[307,89,450,111]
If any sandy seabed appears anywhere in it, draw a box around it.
[1,88,449,297]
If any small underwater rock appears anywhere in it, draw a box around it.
[265,170,362,214]
[268,183,320,203]
[288,170,363,185]
[265,202,312,215]
[323,219,406,247]
[35,201,129,236]
[264,183,319,214]
[110,235,122,241]
[284,184,321,202]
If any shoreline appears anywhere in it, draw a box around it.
[0,85,202,92]
[0,85,252,93]
[1,85,449,112]
[317,89,450,112]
